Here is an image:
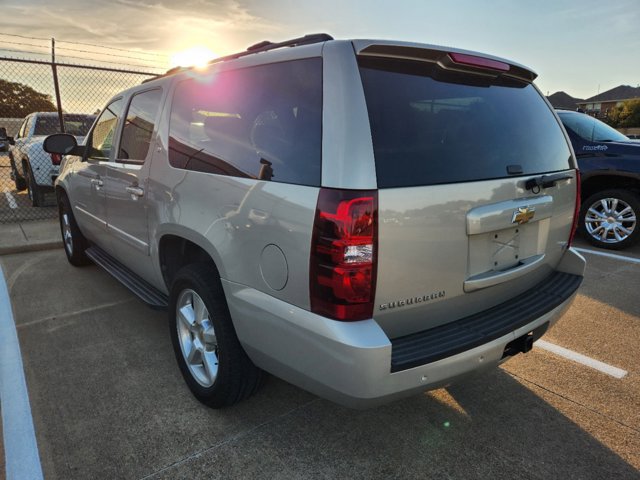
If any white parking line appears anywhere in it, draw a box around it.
[536,340,628,379]
[4,191,18,209]
[0,265,44,480]
[574,247,640,265]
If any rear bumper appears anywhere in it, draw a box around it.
[224,248,585,408]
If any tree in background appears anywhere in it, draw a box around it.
[606,99,640,128]
[0,79,56,118]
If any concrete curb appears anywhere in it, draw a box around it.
[0,241,62,256]
[0,265,45,480]
[0,219,62,256]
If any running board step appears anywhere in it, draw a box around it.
[85,246,168,310]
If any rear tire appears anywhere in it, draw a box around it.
[26,164,45,207]
[10,155,26,191]
[580,189,640,250]
[58,193,91,266]
[169,263,264,408]
[15,175,27,191]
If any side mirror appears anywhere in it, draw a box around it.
[7,136,15,145]
[43,133,82,156]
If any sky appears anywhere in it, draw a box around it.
[0,0,639,99]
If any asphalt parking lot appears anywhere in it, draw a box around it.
[1,236,639,479]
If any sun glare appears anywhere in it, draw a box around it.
[170,46,217,69]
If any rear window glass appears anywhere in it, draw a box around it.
[168,58,322,186]
[34,115,96,136]
[358,58,572,188]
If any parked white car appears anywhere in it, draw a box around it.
[9,112,95,206]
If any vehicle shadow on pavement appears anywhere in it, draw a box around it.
[19,323,640,480]
[138,370,638,480]
[3,250,638,480]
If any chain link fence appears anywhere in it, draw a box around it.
[0,55,159,223]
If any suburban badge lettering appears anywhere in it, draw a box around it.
[379,291,446,310]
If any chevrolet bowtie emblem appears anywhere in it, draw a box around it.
[512,206,536,225]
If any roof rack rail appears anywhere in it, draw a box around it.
[210,33,333,64]
[142,33,333,84]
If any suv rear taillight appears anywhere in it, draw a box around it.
[568,169,581,247]
[310,188,378,321]
[50,153,62,165]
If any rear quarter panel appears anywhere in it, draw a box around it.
[146,74,319,308]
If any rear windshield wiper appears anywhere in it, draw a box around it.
[525,172,573,192]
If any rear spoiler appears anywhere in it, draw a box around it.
[353,41,537,83]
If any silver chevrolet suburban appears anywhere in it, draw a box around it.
[44,34,586,408]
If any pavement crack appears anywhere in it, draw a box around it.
[4,254,44,292]
[18,223,28,241]
[137,398,321,480]
[16,298,136,329]
[505,369,640,435]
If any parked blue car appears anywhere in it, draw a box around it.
[557,110,640,249]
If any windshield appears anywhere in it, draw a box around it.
[33,115,96,136]
[359,57,572,188]
[557,112,629,143]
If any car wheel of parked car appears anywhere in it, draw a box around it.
[58,193,91,266]
[580,189,640,250]
[14,174,27,191]
[169,263,264,408]
[9,155,27,191]
[26,164,45,207]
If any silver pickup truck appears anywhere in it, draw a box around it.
[45,34,585,408]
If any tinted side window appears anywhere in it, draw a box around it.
[359,58,572,188]
[558,113,595,141]
[168,58,322,186]
[592,118,628,142]
[87,99,123,160]
[559,113,628,143]
[118,89,162,163]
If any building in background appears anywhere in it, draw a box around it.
[546,91,584,110]
[577,85,640,118]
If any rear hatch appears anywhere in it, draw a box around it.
[355,43,577,338]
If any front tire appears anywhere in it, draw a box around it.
[580,189,640,250]
[169,263,263,408]
[58,193,91,266]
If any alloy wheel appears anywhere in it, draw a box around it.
[176,289,219,387]
[585,197,636,244]
[61,212,73,255]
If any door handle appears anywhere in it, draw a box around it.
[90,178,103,187]
[125,186,144,197]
